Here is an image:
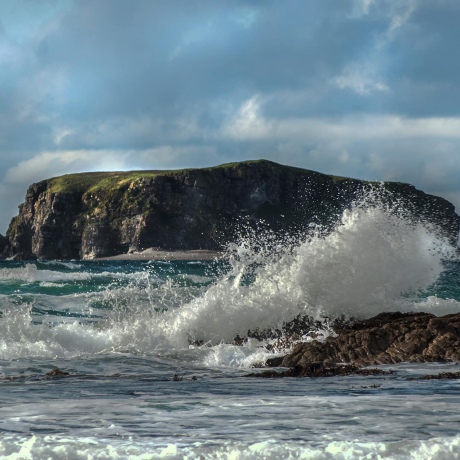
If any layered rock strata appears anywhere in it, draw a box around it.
[281,312,460,370]
[3,160,460,260]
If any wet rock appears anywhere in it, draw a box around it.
[408,372,460,380]
[247,363,394,378]
[248,314,332,354]
[45,368,70,377]
[233,334,245,346]
[281,312,460,370]
[265,356,284,367]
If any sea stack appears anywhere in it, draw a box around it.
[2,160,459,260]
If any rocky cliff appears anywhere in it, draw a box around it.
[3,159,460,260]
[281,312,460,369]
[0,234,7,255]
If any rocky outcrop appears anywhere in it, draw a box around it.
[245,363,394,380]
[3,160,460,260]
[248,363,394,378]
[0,234,7,258]
[281,312,460,369]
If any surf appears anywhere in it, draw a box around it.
[0,186,458,363]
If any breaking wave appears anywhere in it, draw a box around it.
[0,187,458,360]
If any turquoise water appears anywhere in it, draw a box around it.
[0,203,460,459]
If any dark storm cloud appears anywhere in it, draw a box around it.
[36,0,356,121]
[1,0,460,233]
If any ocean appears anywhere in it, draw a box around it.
[1,199,460,459]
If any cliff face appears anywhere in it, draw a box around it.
[3,160,460,260]
[0,234,7,256]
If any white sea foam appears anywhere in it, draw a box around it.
[1,434,460,459]
[400,296,460,317]
[0,264,92,283]
[0,264,162,285]
[0,305,113,359]
[42,261,84,270]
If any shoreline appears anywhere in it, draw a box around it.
[95,247,224,261]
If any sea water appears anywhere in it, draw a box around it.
[0,196,460,459]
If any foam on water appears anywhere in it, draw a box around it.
[2,434,460,459]
[42,261,84,270]
[0,263,163,284]
[0,264,92,283]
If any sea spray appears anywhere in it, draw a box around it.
[162,187,457,346]
[0,186,457,361]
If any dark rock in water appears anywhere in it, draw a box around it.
[233,334,245,346]
[281,312,460,370]
[408,372,460,380]
[264,356,284,367]
[247,363,394,378]
[45,368,70,377]
[249,314,322,342]
[172,373,197,381]
[172,372,184,381]
[3,159,459,260]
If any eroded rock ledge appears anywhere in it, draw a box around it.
[284,312,460,367]
[255,312,460,378]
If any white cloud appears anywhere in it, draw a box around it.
[222,96,270,140]
[223,97,460,143]
[3,147,215,187]
[332,64,390,95]
[387,0,418,34]
[351,0,377,17]
[362,0,376,14]
[217,98,460,214]
[4,150,131,185]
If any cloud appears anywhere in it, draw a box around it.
[332,63,390,95]
[2,0,460,232]
[223,96,460,142]
[4,146,221,186]
[218,96,460,212]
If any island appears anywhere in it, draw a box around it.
[1,159,459,260]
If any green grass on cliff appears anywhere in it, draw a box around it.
[45,160,272,194]
[45,159,371,195]
[47,170,175,194]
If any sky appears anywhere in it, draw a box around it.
[1,0,460,234]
